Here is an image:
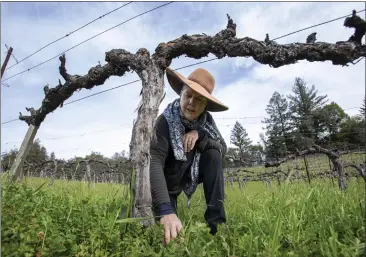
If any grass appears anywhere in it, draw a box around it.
[1,175,365,257]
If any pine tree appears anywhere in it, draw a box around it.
[262,91,292,157]
[230,121,252,161]
[287,77,328,148]
[49,152,56,161]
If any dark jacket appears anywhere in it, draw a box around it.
[149,113,227,210]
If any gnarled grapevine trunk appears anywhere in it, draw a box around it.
[331,158,347,191]
[129,61,166,225]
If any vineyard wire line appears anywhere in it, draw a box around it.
[1,7,363,83]
[1,104,361,126]
[1,1,174,83]
[1,8,364,125]
[272,9,365,41]
[4,2,133,71]
[3,125,363,146]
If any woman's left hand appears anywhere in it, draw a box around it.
[183,130,199,152]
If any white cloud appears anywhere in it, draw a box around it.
[1,2,364,159]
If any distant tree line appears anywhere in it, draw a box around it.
[229,77,365,162]
[1,77,364,179]
[1,140,132,183]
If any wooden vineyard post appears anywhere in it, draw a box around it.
[1,46,13,78]
[328,157,335,187]
[8,125,39,182]
[303,156,311,185]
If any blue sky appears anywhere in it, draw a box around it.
[1,1,365,159]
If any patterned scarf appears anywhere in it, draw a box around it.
[163,98,224,207]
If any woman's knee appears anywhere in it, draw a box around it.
[201,148,222,164]
[198,148,223,183]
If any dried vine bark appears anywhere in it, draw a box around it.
[264,148,315,168]
[344,163,366,183]
[19,50,149,126]
[344,10,366,45]
[295,145,347,190]
[312,145,347,190]
[12,11,365,220]
[128,61,166,225]
[153,14,366,69]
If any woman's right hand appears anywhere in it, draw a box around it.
[159,213,183,246]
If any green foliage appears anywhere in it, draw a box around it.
[262,91,292,157]
[337,116,366,148]
[2,178,365,256]
[262,77,364,156]
[1,139,48,172]
[247,144,264,163]
[26,139,49,165]
[287,78,328,122]
[1,148,17,171]
[287,77,328,148]
[315,102,348,135]
[230,121,253,161]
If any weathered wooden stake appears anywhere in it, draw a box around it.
[303,156,311,185]
[1,46,13,78]
[8,125,39,182]
[328,157,335,187]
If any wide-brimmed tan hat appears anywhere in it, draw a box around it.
[166,67,229,112]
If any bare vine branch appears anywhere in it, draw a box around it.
[19,50,151,126]
[264,144,347,168]
[344,163,366,179]
[153,13,366,69]
[18,12,366,127]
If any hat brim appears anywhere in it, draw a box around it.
[166,68,229,112]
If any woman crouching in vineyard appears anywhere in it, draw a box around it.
[150,67,229,246]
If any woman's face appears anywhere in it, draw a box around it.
[180,85,208,121]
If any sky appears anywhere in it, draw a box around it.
[1,1,365,160]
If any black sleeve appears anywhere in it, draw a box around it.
[150,115,171,208]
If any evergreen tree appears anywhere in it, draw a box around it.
[49,152,56,161]
[287,77,328,149]
[262,91,292,157]
[230,121,252,161]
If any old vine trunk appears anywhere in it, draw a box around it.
[129,61,165,225]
